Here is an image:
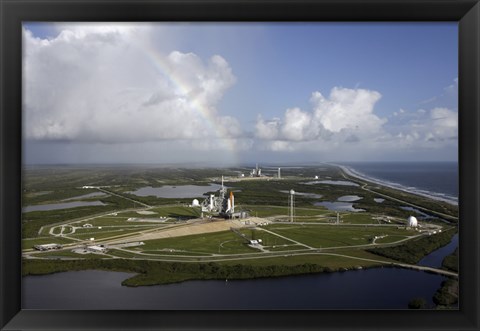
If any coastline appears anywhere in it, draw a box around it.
[333,163,458,206]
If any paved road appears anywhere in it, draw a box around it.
[25,249,458,278]
[96,187,151,208]
[258,227,314,249]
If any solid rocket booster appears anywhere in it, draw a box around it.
[229,191,234,213]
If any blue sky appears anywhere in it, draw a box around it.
[23,22,458,164]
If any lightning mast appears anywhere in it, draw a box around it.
[289,189,295,222]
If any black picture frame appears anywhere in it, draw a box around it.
[1,0,479,330]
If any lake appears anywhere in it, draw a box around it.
[128,184,224,198]
[23,200,106,212]
[22,267,446,310]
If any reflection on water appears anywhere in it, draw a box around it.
[23,267,447,310]
[418,234,458,268]
[337,195,362,202]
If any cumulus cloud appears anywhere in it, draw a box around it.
[255,87,386,146]
[281,108,316,141]
[255,116,281,140]
[23,24,239,146]
[310,87,385,136]
[387,107,457,151]
[424,107,458,142]
[254,85,457,159]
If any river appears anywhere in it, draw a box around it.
[22,267,447,310]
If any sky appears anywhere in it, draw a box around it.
[22,22,458,165]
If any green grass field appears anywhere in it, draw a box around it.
[139,230,257,255]
[237,228,294,246]
[244,205,331,218]
[22,236,77,250]
[265,224,413,248]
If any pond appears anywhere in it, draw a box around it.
[337,195,362,202]
[314,201,365,212]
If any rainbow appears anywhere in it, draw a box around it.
[140,40,239,164]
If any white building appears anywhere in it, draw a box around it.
[407,216,418,227]
[87,245,107,253]
[33,243,62,251]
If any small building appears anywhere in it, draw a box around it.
[191,199,200,207]
[87,245,108,253]
[33,243,62,251]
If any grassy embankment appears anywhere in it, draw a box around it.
[23,248,393,287]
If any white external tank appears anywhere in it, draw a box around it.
[407,216,418,227]
[192,199,199,206]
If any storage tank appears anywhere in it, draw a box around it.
[192,199,200,206]
[407,216,418,227]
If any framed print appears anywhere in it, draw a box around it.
[1,0,479,330]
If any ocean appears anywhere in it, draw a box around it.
[340,162,458,204]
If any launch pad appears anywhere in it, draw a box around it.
[196,176,249,219]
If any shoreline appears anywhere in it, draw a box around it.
[333,164,458,206]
